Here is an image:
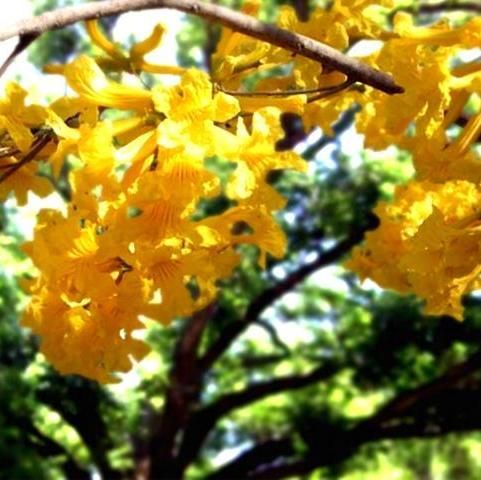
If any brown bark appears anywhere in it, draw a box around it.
[0,0,402,94]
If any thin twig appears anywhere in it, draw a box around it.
[307,79,356,103]
[0,0,403,94]
[0,33,39,78]
[0,148,20,159]
[0,113,80,184]
[254,319,291,355]
[218,84,348,97]
[0,134,51,183]
[400,1,481,15]
[302,107,359,159]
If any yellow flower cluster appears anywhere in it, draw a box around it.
[3,0,481,379]
[344,9,481,319]
[347,181,481,319]
[208,0,481,319]
[0,22,306,382]
[211,0,391,132]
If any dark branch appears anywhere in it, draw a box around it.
[177,360,341,469]
[239,353,289,368]
[291,0,310,22]
[36,379,121,479]
[361,348,481,430]
[208,348,481,479]
[206,439,295,480]
[0,133,51,183]
[199,230,365,371]
[146,305,215,480]
[402,2,481,15]
[254,319,291,355]
[0,33,39,78]
[302,107,359,159]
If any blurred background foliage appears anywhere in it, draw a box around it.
[2,0,481,479]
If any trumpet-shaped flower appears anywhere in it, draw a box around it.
[64,55,153,111]
[347,181,481,320]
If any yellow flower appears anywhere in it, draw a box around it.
[64,55,153,111]
[23,275,150,383]
[113,169,194,243]
[212,0,272,83]
[75,121,118,193]
[347,180,481,320]
[407,122,481,184]
[0,160,52,206]
[24,209,100,288]
[117,129,158,187]
[393,12,481,48]
[201,204,287,268]
[153,69,239,157]
[0,83,46,151]
[237,94,307,115]
[153,69,239,123]
[356,41,453,149]
[226,108,307,210]
[85,20,185,76]
[17,12,325,383]
[136,245,198,324]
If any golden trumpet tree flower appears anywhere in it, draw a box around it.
[3,0,481,382]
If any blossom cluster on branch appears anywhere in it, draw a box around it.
[346,10,481,320]
[19,20,306,382]
[0,0,480,381]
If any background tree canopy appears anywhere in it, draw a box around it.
[3,0,481,479]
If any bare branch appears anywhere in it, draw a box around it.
[0,0,402,94]
[239,353,289,368]
[302,107,359,159]
[291,0,310,22]
[0,112,80,185]
[218,84,348,97]
[0,133,51,184]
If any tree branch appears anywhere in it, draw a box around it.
[360,348,481,430]
[206,439,296,480]
[0,133,51,183]
[0,0,402,94]
[0,33,39,78]
[208,348,481,479]
[254,319,291,355]
[37,380,121,479]
[239,353,289,368]
[291,0,310,22]
[145,304,214,480]
[209,361,339,414]
[402,1,481,15]
[176,360,341,470]
[199,230,365,372]
[302,107,359,159]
